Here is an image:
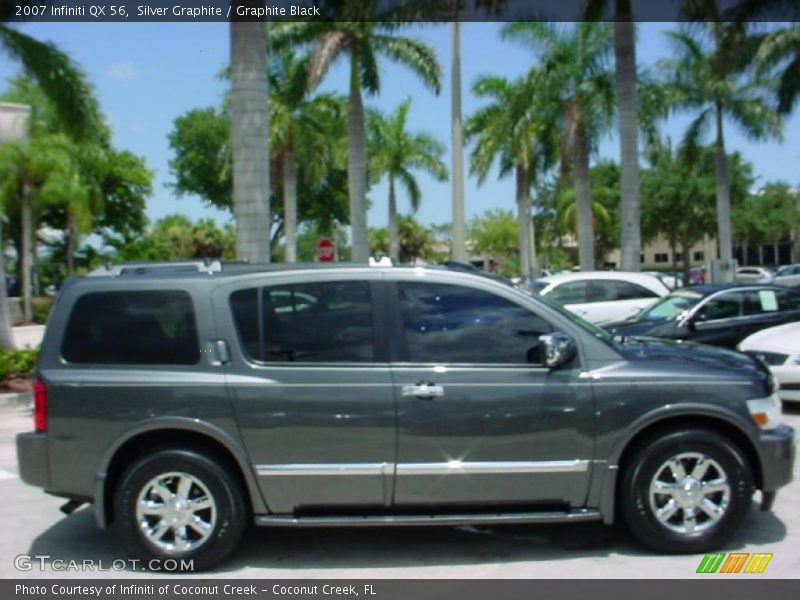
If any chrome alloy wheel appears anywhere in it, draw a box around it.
[135,471,217,553]
[648,452,731,535]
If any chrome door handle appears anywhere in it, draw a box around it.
[401,383,444,399]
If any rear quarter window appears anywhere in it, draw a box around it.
[61,290,200,365]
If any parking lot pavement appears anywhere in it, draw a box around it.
[1,405,798,579]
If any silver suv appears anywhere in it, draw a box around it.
[17,260,795,570]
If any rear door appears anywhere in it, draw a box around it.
[213,272,395,514]
[386,274,594,511]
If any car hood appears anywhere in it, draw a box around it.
[739,321,800,354]
[614,335,765,381]
[603,318,681,338]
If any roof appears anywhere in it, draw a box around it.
[535,270,670,294]
[679,282,800,296]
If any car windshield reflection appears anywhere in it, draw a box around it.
[638,292,704,322]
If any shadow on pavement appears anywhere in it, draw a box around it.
[27,502,787,575]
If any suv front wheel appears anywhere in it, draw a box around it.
[114,448,246,571]
[620,428,753,553]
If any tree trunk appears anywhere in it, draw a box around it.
[21,186,32,323]
[450,21,467,262]
[714,103,734,282]
[573,127,595,270]
[615,16,641,272]
[282,148,298,263]
[0,223,14,348]
[388,178,400,262]
[230,21,270,263]
[515,165,532,285]
[66,212,77,276]
[347,52,369,263]
[681,239,691,286]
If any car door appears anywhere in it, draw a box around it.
[386,275,594,511]
[588,280,662,324]
[689,291,749,347]
[213,273,396,515]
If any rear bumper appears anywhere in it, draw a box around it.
[16,432,50,489]
[758,425,795,492]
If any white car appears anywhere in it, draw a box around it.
[532,271,669,325]
[775,264,800,288]
[739,321,800,403]
[735,266,775,284]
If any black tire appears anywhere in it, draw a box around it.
[620,428,753,553]
[114,448,247,571]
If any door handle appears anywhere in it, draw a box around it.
[401,382,444,399]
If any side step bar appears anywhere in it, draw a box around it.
[255,508,601,528]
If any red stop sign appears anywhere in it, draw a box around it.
[315,237,335,262]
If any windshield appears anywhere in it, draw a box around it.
[638,291,704,322]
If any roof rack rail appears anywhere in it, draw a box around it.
[86,259,223,277]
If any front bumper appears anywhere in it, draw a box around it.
[758,424,795,493]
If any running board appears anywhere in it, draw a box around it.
[255,508,601,527]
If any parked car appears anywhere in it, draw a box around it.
[739,322,800,403]
[605,284,800,348]
[735,266,775,284]
[532,271,669,325]
[774,264,800,288]
[689,266,706,285]
[644,271,683,290]
[17,260,794,569]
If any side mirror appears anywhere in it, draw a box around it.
[538,332,577,369]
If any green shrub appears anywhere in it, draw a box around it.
[31,297,55,325]
[0,347,39,380]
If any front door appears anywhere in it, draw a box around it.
[213,275,395,514]
[386,277,594,511]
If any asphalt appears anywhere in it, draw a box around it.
[0,405,798,579]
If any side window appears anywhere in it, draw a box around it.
[230,281,375,363]
[547,281,588,304]
[397,282,553,364]
[776,290,800,311]
[698,292,745,321]
[62,290,199,365]
[608,281,660,300]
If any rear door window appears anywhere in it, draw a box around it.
[62,290,200,365]
[229,281,375,363]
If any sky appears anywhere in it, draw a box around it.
[1,21,799,234]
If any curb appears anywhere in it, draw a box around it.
[0,391,32,409]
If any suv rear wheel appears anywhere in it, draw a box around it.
[620,428,753,553]
[114,448,246,571]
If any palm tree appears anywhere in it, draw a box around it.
[756,25,800,115]
[269,50,344,262]
[0,14,103,345]
[659,25,782,281]
[450,21,468,262]
[465,73,558,284]
[271,7,442,262]
[230,22,270,262]
[584,0,642,272]
[0,134,75,321]
[368,98,448,262]
[502,22,615,271]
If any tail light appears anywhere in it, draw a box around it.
[33,377,47,433]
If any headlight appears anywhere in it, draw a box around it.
[746,395,782,431]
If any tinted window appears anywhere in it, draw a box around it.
[398,282,552,364]
[606,281,660,300]
[547,281,589,304]
[698,292,745,320]
[230,281,374,363]
[62,290,199,365]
